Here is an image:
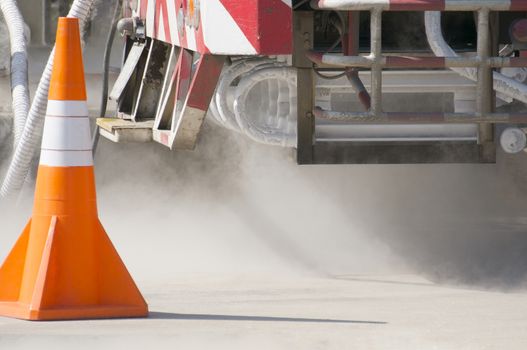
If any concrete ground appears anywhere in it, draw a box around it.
[0,274,527,349]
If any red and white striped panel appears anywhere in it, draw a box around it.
[136,0,293,55]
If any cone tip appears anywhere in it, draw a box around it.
[49,16,86,101]
[58,17,79,24]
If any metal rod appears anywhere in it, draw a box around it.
[313,107,527,124]
[476,9,491,116]
[344,11,371,110]
[310,0,526,12]
[370,9,382,116]
[307,53,527,69]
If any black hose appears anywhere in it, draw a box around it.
[92,0,122,156]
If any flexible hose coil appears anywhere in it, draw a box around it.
[1,0,96,198]
[0,0,29,148]
[209,59,297,147]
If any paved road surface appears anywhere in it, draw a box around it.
[1,274,526,349]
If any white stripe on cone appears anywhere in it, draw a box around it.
[40,150,93,167]
[40,99,93,167]
[41,117,92,151]
[46,100,89,117]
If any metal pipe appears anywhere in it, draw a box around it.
[307,52,481,68]
[310,0,525,12]
[307,53,527,69]
[313,107,527,124]
[344,11,371,110]
[476,9,492,115]
[369,9,382,116]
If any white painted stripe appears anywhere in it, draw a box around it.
[280,0,292,7]
[41,117,92,151]
[185,24,197,51]
[46,100,88,117]
[39,150,93,167]
[158,10,166,42]
[167,0,180,46]
[202,0,257,55]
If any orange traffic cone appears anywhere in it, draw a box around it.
[0,17,148,320]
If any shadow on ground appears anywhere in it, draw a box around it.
[148,311,386,324]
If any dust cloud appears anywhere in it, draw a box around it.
[1,0,527,289]
[2,112,527,290]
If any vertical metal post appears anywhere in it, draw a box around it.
[476,9,491,116]
[370,10,383,116]
[476,9,495,161]
[293,11,315,164]
[344,12,359,55]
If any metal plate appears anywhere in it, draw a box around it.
[109,42,147,102]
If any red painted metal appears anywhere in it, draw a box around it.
[506,57,527,67]
[139,0,292,55]
[389,0,444,11]
[344,12,371,110]
[185,55,224,110]
[511,0,527,11]
[512,19,527,43]
[139,0,148,17]
[385,56,446,68]
[218,0,292,54]
[160,131,169,145]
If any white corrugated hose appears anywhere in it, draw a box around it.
[0,0,96,198]
[233,66,297,147]
[209,58,297,147]
[425,11,527,104]
[0,0,29,148]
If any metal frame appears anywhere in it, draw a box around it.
[153,48,224,150]
[307,2,527,124]
[294,1,526,164]
[108,36,224,150]
[293,11,316,164]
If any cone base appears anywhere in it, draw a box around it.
[0,301,148,321]
[0,215,148,321]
